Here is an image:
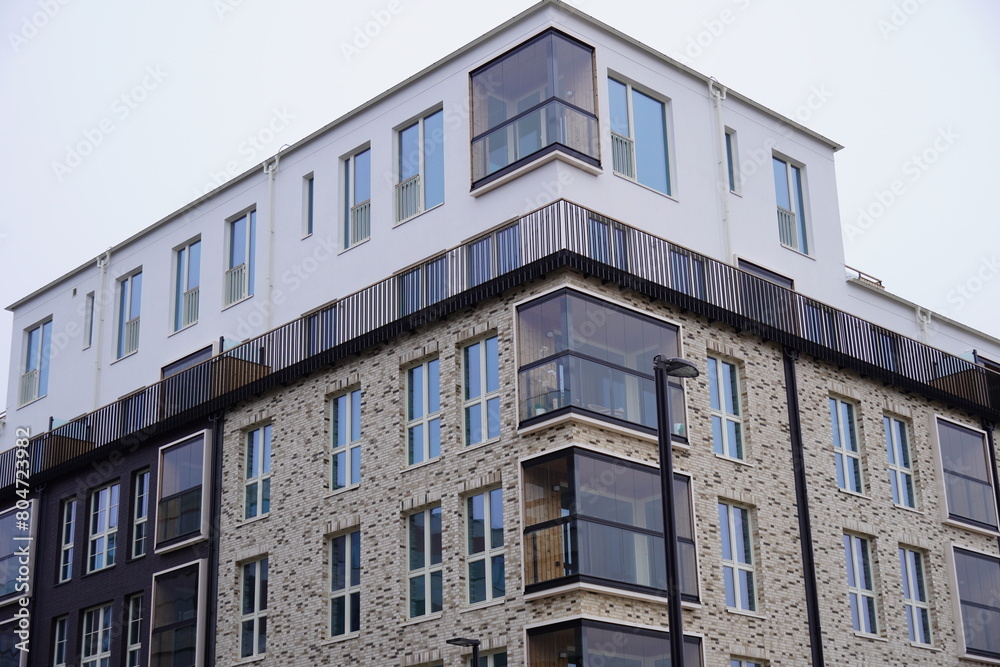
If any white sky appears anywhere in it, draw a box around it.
[1,0,998,410]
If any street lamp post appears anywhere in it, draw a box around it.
[446,637,480,666]
[653,355,699,667]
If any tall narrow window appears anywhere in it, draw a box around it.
[609,78,670,195]
[937,419,998,530]
[773,156,808,253]
[81,604,113,667]
[709,357,743,460]
[20,319,52,405]
[241,557,268,659]
[117,271,142,358]
[830,398,863,493]
[88,483,119,572]
[408,506,442,618]
[151,562,202,666]
[303,174,315,236]
[407,359,441,465]
[226,210,256,306]
[344,148,371,248]
[156,435,207,547]
[331,390,361,490]
[174,239,201,330]
[844,534,878,635]
[127,594,143,667]
[132,470,150,558]
[719,502,756,612]
[884,417,915,508]
[83,291,95,349]
[464,336,500,446]
[467,488,504,604]
[396,109,444,222]
[899,547,931,645]
[245,425,272,519]
[330,530,361,637]
[954,547,1000,659]
[53,616,68,667]
[725,129,738,193]
[59,499,76,582]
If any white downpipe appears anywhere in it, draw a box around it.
[93,248,111,410]
[709,78,733,261]
[263,153,281,329]
[916,306,932,343]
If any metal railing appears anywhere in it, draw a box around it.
[182,287,200,327]
[846,266,885,289]
[395,175,421,223]
[18,369,39,406]
[5,199,999,491]
[777,206,797,248]
[225,264,247,306]
[611,132,636,180]
[350,200,371,246]
[122,317,140,356]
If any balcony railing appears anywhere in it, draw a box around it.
[122,317,140,356]
[5,199,999,491]
[18,369,39,406]
[395,174,421,223]
[349,200,371,246]
[777,206,796,248]
[182,287,200,327]
[225,264,247,306]
[611,131,636,180]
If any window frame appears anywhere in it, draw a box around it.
[131,469,150,559]
[465,487,505,605]
[406,358,442,466]
[20,318,52,405]
[240,556,268,659]
[343,147,371,249]
[225,209,256,307]
[149,559,207,667]
[830,397,864,494]
[330,529,361,637]
[772,154,810,254]
[608,75,673,196]
[116,270,142,359]
[725,128,740,194]
[154,431,212,553]
[303,173,314,237]
[126,593,143,667]
[58,499,76,582]
[87,482,120,573]
[172,237,201,331]
[951,545,1000,660]
[331,389,362,490]
[471,651,508,667]
[80,603,113,667]
[83,291,95,349]
[244,424,272,520]
[934,417,999,531]
[843,533,879,636]
[53,615,69,667]
[463,335,500,447]
[899,546,932,646]
[718,501,757,612]
[884,416,916,509]
[708,356,744,460]
[395,107,445,223]
[407,505,443,619]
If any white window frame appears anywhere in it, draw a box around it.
[330,529,361,637]
[225,209,255,306]
[132,469,150,558]
[83,291,95,349]
[173,237,201,331]
[407,506,442,619]
[844,533,879,635]
[725,128,740,194]
[20,318,52,405]
[934,416,999,531]
[303,173,314,237]
[344,147,371,248]
[472,652,508,667]
[719,501,756,612]
[708,357,744,460]
[331,389,362,490]
[406,358,441,465]
[150,559,208,667]
[899,546,932,646]
[126,594,143,667]
[53,616,68,667]
[244,425,272,520]
[395,108,444,223]
[240,557,268,659]
[950,544,1000,660]
[463,336,500,446]
[80,603,112,667]
[466,487,505,605]
[773,155,809,254]
[87,483,119,573]
[830,397,864,494]
[58,499,75,582]
[117,270,142,359]
[884,416,916,509]
[730,660,763,667]
[608,76,672,196]
[154,431,212,553]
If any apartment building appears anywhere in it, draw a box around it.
[1,1,998,666]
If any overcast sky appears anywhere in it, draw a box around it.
[1,0,998,410]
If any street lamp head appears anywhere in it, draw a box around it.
[654,356,700,378]
[446,638,481,648]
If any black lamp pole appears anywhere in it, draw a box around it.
[653,355,699,667]
[446,637,480,666]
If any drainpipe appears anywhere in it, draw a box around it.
[263,153,281,330]
[92,249,111,410]
[915,306,932,344]
[709,78,733,261]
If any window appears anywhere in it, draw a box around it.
[522,448,698,600]
[709,357,743,459]
[20,319,52,405]
[609,78,671,195]
[470,30,598,184]
[132,470,150,558]
[173,239,201,330]
[53,616,68,667]
[81,604,112,667]
[344,148,371,248]
[0,509,19,598]
[731,661,763,667]
[407,359,441,465]
[330,530,360,637]
[59,499,76,582]
[150,562,203,667]
[719,502,756,612]
[156,434,208,548]
[245,425,272,519]
[953,547,1000,659]
[396,109,444,222]
[899,547,931,645]
[517,290,687,435]
[936,419,998,530]
[303,174,314,236]
[466,488,504,604]
[240,557,268,658]
[83,291,95,349]
[464,336,500,446]
[88,483,119,572]
[407,506,442,618]
[830,398,863,493]
[528,620,703,666]
[472,653,507,667]
[773,156,808,253]
[725,129,739,193]
[127,594,143,667]
[884,417,915,508]
[843,534,878,635]
[225,210,256,306]
[331,390,361,489]
[117,271,142,358]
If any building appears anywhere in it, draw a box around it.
[2,2,999,665]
